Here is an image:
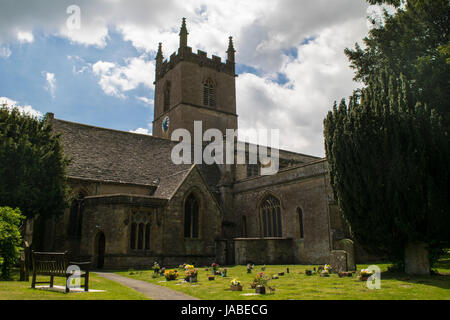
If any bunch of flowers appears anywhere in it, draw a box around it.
[324,264,332,272]
[185,268,198,277]
[253,272,270,287]
[164,269,179,281]
[360,269,374,277]
[211,263,219,270]
[185,264,195,270]
[153,262,161,273]
[221,268,227,277]
[230,279,241,287]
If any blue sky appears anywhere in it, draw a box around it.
[1,30,155,132]
[0,0,378,156]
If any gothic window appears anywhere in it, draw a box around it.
[260,195,282,237]
[203,78,216,107]
[137,223,144,250]
[247,164,259,177]
[145,223,151,250]
[164,81,171,112]
[297,208,304,239]
[68,193,84,238]
[130,222,137,250]
[184,193,199,238]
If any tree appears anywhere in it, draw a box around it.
[0,107,69,249]
[324,0,450,274]
[346,0,450,124]
[0,207,25,280]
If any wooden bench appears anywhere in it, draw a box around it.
[31,251,91,293]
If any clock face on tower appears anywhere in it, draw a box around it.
[162,116,170,133]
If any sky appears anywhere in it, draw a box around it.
[0,0,385,157]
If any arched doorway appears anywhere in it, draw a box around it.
[96,232,105,269]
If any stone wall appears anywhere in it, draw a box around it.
[234,238,296,265]
[230,160,332,264]
[163,167,223,266]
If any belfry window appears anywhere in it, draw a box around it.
[164,81,171,112]
[260,195,282,237]
[203,78,216,107]
[184,193,199,238]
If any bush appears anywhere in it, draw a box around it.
[0,207,24,280]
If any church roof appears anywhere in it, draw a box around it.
[51,118,221,198]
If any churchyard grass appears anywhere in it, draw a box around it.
[117,253,450,300]
[0,269,149,300]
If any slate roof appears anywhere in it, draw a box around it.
[52,118,221,198]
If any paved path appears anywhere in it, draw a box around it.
[95,272,200,300]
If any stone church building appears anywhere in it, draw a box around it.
[36,19,357,269]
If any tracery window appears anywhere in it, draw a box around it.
[260,195,282,237]
[184,193,199,238]
[203,78,216,107]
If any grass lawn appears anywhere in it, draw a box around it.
[0,269,149,300]
[117,252,450,300]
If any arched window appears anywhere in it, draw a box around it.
[130,222,137,250]
[137,223,144,250]
[184,193,199,238]
[145,223,151,250]
[203,78,216,107]
[164,81,171,112]
[260,195,282,237]
[297,208,304,239]
[68,193,84,238]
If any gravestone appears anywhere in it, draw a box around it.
[335,239,356,271]
[405,242,430,275]
[330,250,347,273]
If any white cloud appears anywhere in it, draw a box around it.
[0,0,383,156]
[67,55,90,74]
[237,18,367,157]
[136,96,154,106]
[43,72,56,98]
[0,46,11,59]
[130,127,152,135]
[17,31,34,43]
[92,56,155,98]
[0,97,43,118]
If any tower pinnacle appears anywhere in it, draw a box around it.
[179,17,189,48]
[227,36,236,63]
[155,42,163,74]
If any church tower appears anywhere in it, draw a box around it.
[152,18,238,139]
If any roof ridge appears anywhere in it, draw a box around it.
[52,118,175,144]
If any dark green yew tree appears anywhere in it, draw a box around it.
[324,0,449,270]
[0,107,69,248]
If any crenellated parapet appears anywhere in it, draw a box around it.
[155,18,236,81]
[156,46,236,81]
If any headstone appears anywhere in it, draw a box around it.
[335,239,356,271]
[405,242,430,275]
[330,250,347,273]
